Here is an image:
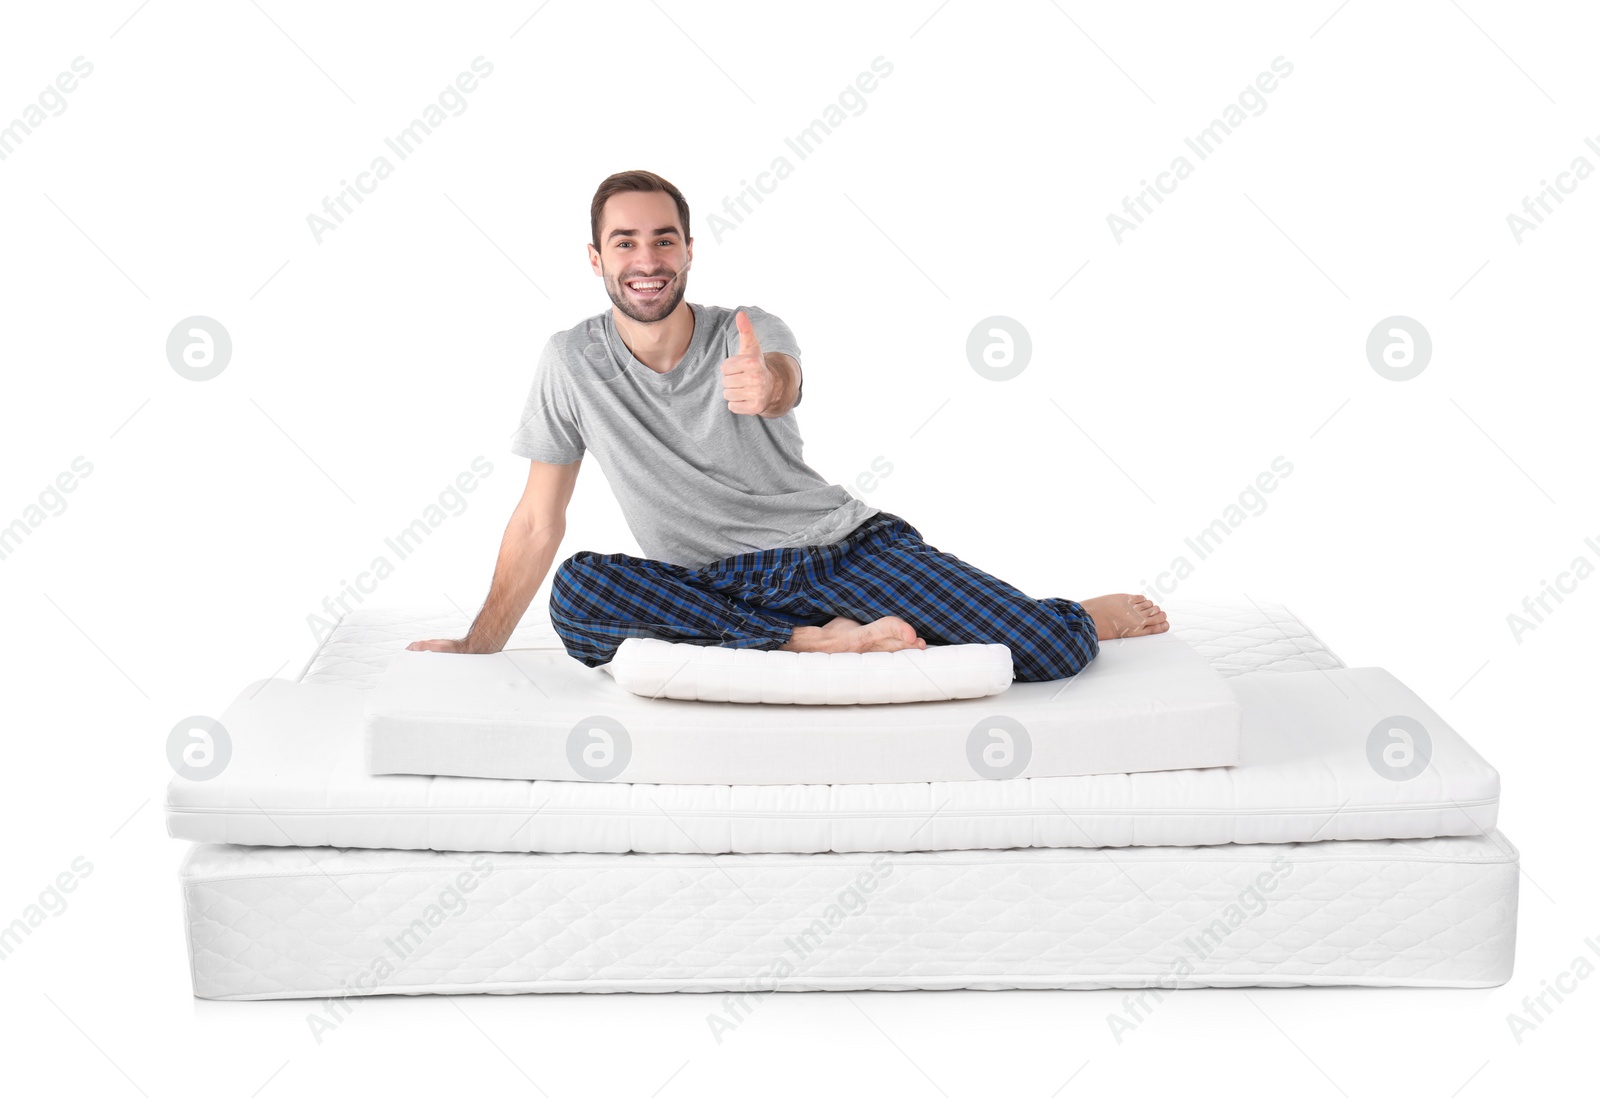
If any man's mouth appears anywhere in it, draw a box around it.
[624,275,672,300]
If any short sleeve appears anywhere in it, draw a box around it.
[739,305,803,408]
[509,338,585,464]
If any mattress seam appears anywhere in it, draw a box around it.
[183,850,1522,883]
[163,798,1501,819]
[294,608,348,683]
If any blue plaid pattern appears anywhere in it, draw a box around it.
[548,511,1099,683]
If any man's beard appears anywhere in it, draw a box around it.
[605,262,689,323]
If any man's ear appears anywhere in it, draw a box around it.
[587,243,602,276]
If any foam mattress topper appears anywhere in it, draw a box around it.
[363,631,1243,785]
[164,600,1500,854]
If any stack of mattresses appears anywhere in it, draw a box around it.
[166,600,1516,999]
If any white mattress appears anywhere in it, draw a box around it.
[300,597,1348,689]
[363,632,1242,785]
[166,642,1499,854]
[180,832,1519,999]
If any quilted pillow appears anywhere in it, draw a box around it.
[603,638,1014,704]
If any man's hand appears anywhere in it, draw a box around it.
[405,637,472,653]
[404,460,578,657]
[721,310,778,416]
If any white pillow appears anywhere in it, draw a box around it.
[603,638,1014,704]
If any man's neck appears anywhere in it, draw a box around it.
[612,300,695,375]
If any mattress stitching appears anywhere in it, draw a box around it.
[165,797,1500,819]
[184,847,1522,884]
[202,975,1509,998]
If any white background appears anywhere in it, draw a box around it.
[2,1,1596,1094]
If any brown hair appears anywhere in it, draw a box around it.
[589,170,691,249]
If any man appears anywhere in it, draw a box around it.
[409,170,1167,680]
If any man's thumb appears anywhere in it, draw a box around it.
[736,310,762,356]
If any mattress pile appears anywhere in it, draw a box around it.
[166,599,1519,1000]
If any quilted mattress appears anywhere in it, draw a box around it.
[165,600,1498,853]
[604,636,1017,703]
[181,832,1519,999]
[299,597,1347,689]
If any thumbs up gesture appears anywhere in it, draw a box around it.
[721,310,776,416]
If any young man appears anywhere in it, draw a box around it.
[408,170,1167,681]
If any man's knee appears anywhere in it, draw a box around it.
[551,550,612,598]
[548,553,622,664]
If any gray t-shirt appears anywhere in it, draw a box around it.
[511,302,879,568]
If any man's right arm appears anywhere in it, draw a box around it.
[407,457,581,654]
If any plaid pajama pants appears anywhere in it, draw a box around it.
[548,511,1099,683]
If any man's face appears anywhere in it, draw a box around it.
[588,190,692,324]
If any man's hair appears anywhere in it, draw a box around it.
[589,170,691,249]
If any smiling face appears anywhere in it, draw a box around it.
[588,190,693,324]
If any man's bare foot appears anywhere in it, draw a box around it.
[1080,594,1169,640]
[782,615,927,654]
